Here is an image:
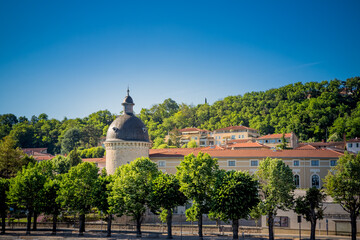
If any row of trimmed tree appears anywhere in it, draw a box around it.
[0,151,359,240]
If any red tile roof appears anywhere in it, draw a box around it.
[149,148,343,159]
[295,145,317,150]
[231,142,270,148]
[348,138,360,142]
[297,142,345,149]
[199,145,225,150]
[257,133,293,139]
[214,126,258,132]
[227,139,252,144]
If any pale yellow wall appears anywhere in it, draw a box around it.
[105,141,151,174]
[151,156,337,189]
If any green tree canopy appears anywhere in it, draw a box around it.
[61,127,81,154]
[58,162,99,235]
[149,172,187,239]
[0,136,35,179]
[7,163,47,235]
[324,152,360,240]
[109,157,159,238]
[256,157,295,240]
[211,170,259,239]
[176,152,219,239]
[295,187,326,240]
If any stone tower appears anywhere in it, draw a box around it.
[105,89,151,174]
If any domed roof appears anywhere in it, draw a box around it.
[106,114,149,142]
[106,89,149,142]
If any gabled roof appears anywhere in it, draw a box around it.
[214,126,258,132]
[231,142,270,149]
[295,145,317,150]
[257,133,293,139]
[347,138,360,143]
[227,139,252,144]
[149,148,343,158]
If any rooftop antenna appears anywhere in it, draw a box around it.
[127,85,130,96]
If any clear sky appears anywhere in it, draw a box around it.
[0,0,359,120]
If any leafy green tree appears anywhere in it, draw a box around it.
[7,164,47,235]
[68,148,82,167]
[187,140,198,148]
[0,114,18,139]
[50,155,70,174]
[61,128,81,154]
[109,157,159,238]
[93,169,113,237]
[149,172,187,239]
[256,157,295,240]
[276,133,287,150]
[211,170,259,239]
[176,152,219,239]
[58,162,99,235]
[294,187,326,240]
[324,152,360,240]
[0,178,9,234]
[8,122,36,148]
[0,136,35,179]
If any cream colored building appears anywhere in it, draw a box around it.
[213,126,260,145]
[256,132,299,149]
[177,127,213,147]
[150,148,342,189]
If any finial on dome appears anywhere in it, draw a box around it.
[122,88,134,115]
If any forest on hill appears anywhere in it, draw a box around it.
[0,77,359,154]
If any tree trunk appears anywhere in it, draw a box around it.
[268,213,274,240]
[1,209,5,234]
[79,213,85,236]
[26,209,32,235]
[198,213,203,239]
[232,218,239,240]
[350,212,357,240]
[310,219,316,240]
[166,208,173,239]
[51,213,57,235]
[106,214,112,237]
[32,211,37,230]
[136,215,142,238]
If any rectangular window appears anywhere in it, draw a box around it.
[231,135,235,139]
[228,160,236,166]
[239,135,241,138]
[251,160,258,167]
[330,160,337,166]
[356,143,359,148]
[348,143,353,148]
[158,161,166,167]
[278,139,282,142]
[293,160,300,166]
[270,139,276,143]
[311,160,319,166]
[259,140,263,144]
[242,135,244,138]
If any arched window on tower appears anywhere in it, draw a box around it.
[294,174,300,188]
[311,174,320,189]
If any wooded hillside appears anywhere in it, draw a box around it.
[1,77,359,154]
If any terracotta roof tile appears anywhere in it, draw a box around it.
[149,148,343,158]
[231,142,270,148]
[257,133,293,139]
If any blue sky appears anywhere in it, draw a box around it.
[0,0,359,120]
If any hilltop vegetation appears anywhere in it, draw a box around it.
[140,77,360,142]
[0,77,359,154]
